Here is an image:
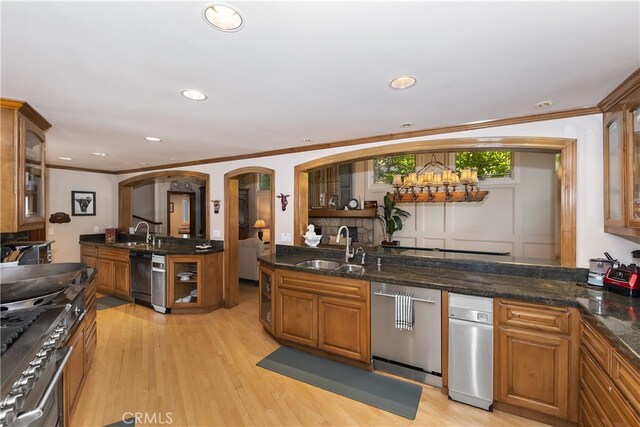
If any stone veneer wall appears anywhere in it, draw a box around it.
[309,218,376,244]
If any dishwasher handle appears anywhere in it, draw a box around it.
[373,291,436,304]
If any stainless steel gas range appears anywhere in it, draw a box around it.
[0,264,94,427]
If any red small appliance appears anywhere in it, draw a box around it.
[604,264,639,297]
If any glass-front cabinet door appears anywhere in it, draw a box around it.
[604,111,625,227]
[628,105,640,228]
[19,116,46,226]
[259,265,275,334]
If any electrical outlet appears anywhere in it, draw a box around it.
[93,226,99,232]
[211,229,221,238]
[48,228,54,235]
[280,232,291,242]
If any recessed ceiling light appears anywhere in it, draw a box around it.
[144,136,161,142]
[58,156,72,161]
[170,158,179,162]
[92,152,107,157]
[535,100,554,109]
[203,4,244,32]
[400,122,414,128]
[139,162,147,166]
[181,89,208,101]
[303,138,312,143]
[390,76,417,90]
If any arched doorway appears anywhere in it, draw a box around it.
[293,137,577,266]
[118,170,210,236]
[224,167,275,308]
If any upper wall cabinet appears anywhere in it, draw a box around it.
[1,99,51,233]
[601,72,640,238]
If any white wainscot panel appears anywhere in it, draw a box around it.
[417,203,446,233]
[523,242,556,260]
[395,236,417,247]
[450,187,515,234]
[399,203,418,232]
[421,238,446,249]
[451,239,514,254]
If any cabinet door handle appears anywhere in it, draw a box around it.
[608,386,612,392]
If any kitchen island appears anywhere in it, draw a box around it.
[79,233,224,313]
[259,245,640,426]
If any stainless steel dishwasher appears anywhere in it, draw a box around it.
[371,282,442,387]
[448,293,494,410]
[151,254,167,313]
[130,251,152,303]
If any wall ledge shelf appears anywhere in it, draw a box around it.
[308,208,377,218]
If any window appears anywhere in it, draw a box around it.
[373,154,416,184]
[455,151,512,179]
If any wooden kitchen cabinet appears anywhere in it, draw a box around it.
[0,99,51,233]
[95,247,130,300]
[64,322,85,422]
[601,77,640,237]
[494,299,579,423]
[579,317,640,426]
[167,252,223,313]
[258,265,275,334]
[275,269,370,364]
[84,274,97,373]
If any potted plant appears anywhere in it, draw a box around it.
[377,192,411,246]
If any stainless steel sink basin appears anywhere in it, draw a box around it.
[334,264,364,274]
[112,242,152,250]
[295,259,341,270]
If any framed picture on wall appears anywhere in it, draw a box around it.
[71,191,96,216]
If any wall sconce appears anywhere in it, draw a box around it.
[277,194,290,211]
[212,200,220,214]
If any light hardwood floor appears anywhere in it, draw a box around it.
[71,284,547,427]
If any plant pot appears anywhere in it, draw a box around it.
[381,240,399,246]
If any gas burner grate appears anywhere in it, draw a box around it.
[0,308,46,355]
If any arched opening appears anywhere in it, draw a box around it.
[118,170,210,237]
[224,167,275,308]
[294,137,576,266]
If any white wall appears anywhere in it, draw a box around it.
[351,152,559,259]
[46,168,118,262]
[60,113,639,267]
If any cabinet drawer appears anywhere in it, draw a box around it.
[580,350,639,426]
[580,318,611,371]
[97,247,129,262]
[278,270,368,300]
[611,350,640,415]
[80,245,98,257]
[498,299,571,334]
[579,390,604,427]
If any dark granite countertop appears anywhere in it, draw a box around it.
[259,250,640,370]
[79,233,223,255]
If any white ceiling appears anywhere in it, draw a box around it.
[2,1,639,172]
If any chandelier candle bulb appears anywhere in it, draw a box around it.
[426,172,434,184]
[392,174,403,186]
[434,173,442,185]
[408,173,417,185]
[471,169,479,183]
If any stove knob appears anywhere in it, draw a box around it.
[0,407,16,426]
[16,374,35,391]
[25,364,42,379]
[36,347,54,359]
[2,392,24,411]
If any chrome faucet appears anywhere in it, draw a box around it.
[336,226,354,262]
[355,247,365,265]
[134,221,151,243]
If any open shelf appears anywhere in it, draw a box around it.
[308,208,377,218]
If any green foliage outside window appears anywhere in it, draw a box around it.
[373,154,416,184]
[455,151,512,179]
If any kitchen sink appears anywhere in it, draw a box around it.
[111,242,152,250]
[334,264,364,274]
[295,259,341,270]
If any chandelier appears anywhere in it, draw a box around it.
[391,154,488,203]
